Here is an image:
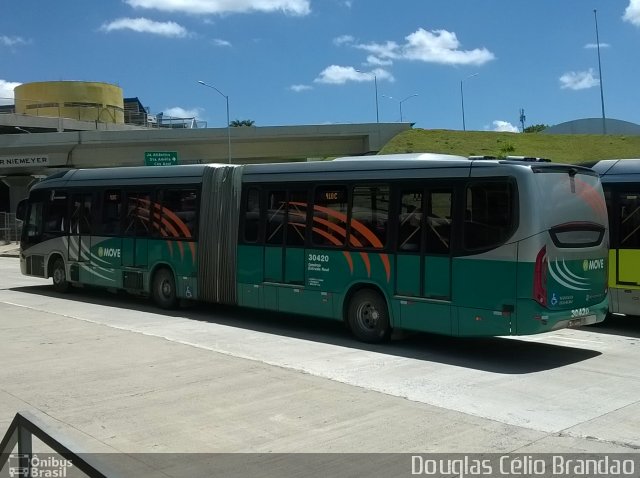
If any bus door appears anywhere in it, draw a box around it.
[69,193,93,276]
[122,191,151,270]
[263,190,307,312]
[614,190,640,313]
[396,187,453,335]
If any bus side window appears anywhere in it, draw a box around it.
[243,188,260,243]
[43,190,67,234]
[464,181,515,250]
[398,190,422,252]
[311,186,347,247]
[70,194,93,235]
[350,185,389,249]
[266,190,286,245]
[620,193,640,248]
[125,192,152,237]
[100,190,122,235]
[158,189,198,239]
[425,190,452,254]
[286,190,308,246]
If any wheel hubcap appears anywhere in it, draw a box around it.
[54,268,64,284]
[161,280,171,297]
[357,302,379,330]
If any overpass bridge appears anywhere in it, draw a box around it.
[0,122,411,213]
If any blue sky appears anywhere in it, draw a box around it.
[1,0,640,132]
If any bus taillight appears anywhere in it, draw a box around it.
[533,246,547,306]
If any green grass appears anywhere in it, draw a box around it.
[379,129,640,164]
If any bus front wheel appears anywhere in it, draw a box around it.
[347,289,391,343]
[51,258,70,293]
[152,268,178,309]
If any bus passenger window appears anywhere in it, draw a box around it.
[125,192,152,237]
[266,191,286,245]
[243,188,260,243]
[159,189,198,239]
[70,194,93,235]
[101,190,122,235]
[311,186,347,247]
[425,190,452,255]
[464,181,515,250]
[398,191,422,251]
[620,193,640,248]
[351,185,389,249]
[43,191,67,234]
[286,190,307,246]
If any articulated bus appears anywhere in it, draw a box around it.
[16,153,610,342]
[585,159,640,317]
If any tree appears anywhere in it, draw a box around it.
[230,119,255,127]
[523,124,549,133]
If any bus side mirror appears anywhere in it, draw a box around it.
[16,199,27,221]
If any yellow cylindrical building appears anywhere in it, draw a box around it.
[15,81,125,123]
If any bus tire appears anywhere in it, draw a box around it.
[347,289,391,343]
[51,257,70,293]
[152,268,178,309]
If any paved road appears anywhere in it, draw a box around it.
[0,256,639,472]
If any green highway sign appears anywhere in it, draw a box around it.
[145,151,178,166]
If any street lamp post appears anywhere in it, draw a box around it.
[594,9,606,135]
[399,94,418,122]
[374,74,379,123]
[197,80,231,163]
[460,73,479,131]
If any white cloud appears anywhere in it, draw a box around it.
[314,66,394,85]
[364,55,393,66]
[559,68,599,90]
[623,0,640,26]
[0,79,21,104]
[491,120,520,133]
[212,38,232,47]
[101,18,188,37]
[403,29,495,65]
[333,35,354,46]
[125,0,311,16]
[163,106,202,118]
[352,28,495,66]
[0,35,28,47]
[584,43,610,49]
[290,84,312,92]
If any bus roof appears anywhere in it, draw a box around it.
[586,158,640,183]
[29,154,593,190]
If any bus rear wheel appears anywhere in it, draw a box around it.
[51,258,70,293]
[152,268,178,309]
[347,289,391,343]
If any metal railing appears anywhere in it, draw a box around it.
[0,213,21,244]
[0,411,108,477]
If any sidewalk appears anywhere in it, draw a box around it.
[0,242,19,257]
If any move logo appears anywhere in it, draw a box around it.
[98,246,121,258]
[583,258,604,271]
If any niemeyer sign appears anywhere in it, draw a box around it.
[0,155,49,167]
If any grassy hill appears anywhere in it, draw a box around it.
[379,129,640,164]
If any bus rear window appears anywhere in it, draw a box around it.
[549,223,605,248]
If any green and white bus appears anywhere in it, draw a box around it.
[584,158,640,317]
[16,153,610,342]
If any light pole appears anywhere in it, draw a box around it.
[460,73,479,131]
[374,73,379,123]
[594,9,606,135]
[197,80,231,163]
[399,94,418,122]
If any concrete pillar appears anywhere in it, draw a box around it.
[0,176,39,214]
